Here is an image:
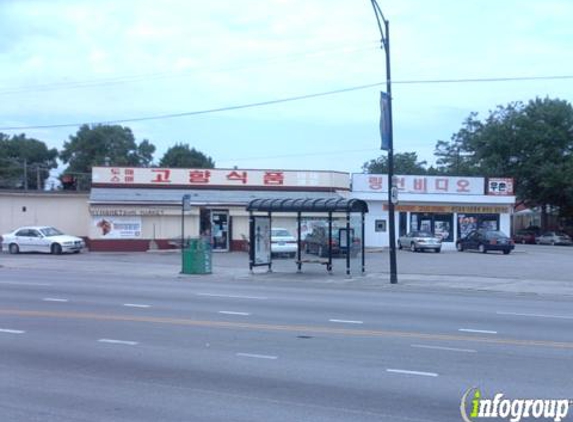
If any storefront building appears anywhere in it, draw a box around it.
[351,174,515,249]
[89,166,350,251]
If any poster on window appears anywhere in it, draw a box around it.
[458,215,478,239]
[434,221,451,242]
[93,216,142,238]
[251,216,271,266]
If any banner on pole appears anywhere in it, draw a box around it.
[379,91,390,151]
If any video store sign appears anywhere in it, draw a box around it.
[487,178,514,196]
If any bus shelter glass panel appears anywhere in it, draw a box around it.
[348,215,363,273]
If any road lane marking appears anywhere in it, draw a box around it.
[236,353,278,360]
[0,328,25,334]
[0,281,52,286]
[219,311,251,316]
[386,369,438,377]
[459,328,497,334]
[497,311,573,320]
[196,293,267,300]
[411,344,477,353]
[329,319,363,324]
[123,304,151,308]
[3,309,573,350]
[43,298,69,302]
[98,339,138,346]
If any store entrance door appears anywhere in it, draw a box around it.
[211,211,229,251]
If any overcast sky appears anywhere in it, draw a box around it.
[1,0,572,173]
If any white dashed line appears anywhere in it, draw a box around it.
[0,328,25,334]
[236,353,278,360]
[123,304,151,308]
[497,311,573,320]
[43,298,69,302]
[219,311,251,316]
[329,319,364,324]
[98,339,139,346]
[459,328,498,334]
[0,281,52,286]
[411,344,477,353]
[386,369,438,377]
[196,293,267,300]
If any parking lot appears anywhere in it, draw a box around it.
[2,244,572,293]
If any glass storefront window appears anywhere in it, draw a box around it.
[457,214,499,238]
[410,213,454,242]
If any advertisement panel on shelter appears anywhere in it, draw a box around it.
[93,216,142,239]
[251,216,271,266]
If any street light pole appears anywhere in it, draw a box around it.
[370,0,398,284]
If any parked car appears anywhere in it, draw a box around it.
[535,232,573,246]
[1,226,85,254]
[270,228,298,258]
[398,231,442,253]
[305,227,360,258]
[456,229,514,254]
[512,228,539,244]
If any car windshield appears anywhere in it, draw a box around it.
[39,227,64,237]
[271,229,291,237]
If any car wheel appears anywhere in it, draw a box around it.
[410,243,417,253]
[290,252,296,259]
[503,250,511,255]
[397,241,403,250]
[456,242,463,252]
[9,243,19,254]
[51,243,63,255]
[478,244,487,254]
[435,248,441,253]
[551,240,556,246]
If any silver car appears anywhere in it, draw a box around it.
[2,226,85,254]
[398,230,442,253]
[535,232,573,246]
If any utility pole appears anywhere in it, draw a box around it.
[23,159,28,191]
[370,0,398,284]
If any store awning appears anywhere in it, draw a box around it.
[246,197,368,213]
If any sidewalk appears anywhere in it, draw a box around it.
[2,246,573,297]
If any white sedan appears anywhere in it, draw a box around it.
[271,228,298,258]
[2,226,85,255]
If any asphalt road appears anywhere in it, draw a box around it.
[1,257,573,421]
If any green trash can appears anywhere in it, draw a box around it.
[181,238,212,274]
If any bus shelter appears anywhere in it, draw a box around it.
[246,197,369,276]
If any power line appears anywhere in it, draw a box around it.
[217,148,380,163]
[1,74,571,131]
[0,43,377,96]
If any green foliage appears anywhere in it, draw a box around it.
[0,133,58,189]
[434,97,573,219]
[60,124,156,189]
[362,152,427,175]
[159,143,215,168]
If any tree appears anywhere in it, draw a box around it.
[434,97,573,226]
[60,124,156,189]
[362,152,427,175]
[0,133,58,190]
[159,143,215,168]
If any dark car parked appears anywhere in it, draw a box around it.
[456,229,515,254]
[305,227,360,258]
[512,228,540,244]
